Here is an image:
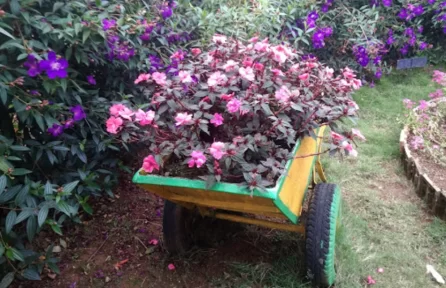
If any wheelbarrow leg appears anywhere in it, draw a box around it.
[163,200,195,255]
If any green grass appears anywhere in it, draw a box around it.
[216,68,446,287]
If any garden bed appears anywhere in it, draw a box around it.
[400,98,446,220]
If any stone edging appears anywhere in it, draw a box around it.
[400,126,446,220]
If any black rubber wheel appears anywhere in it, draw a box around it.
[162,200,195,255]
[305,183,342,287]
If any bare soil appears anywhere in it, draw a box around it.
[412,149,446,192]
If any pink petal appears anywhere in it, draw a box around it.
[168,263,175,271]
[149,239,158,245]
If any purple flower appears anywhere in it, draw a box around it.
[418,26,424,33]
[48,124,64,137]
[321,4,330,12]
[149,55,164,72]
[139,33,150,41]
[443,26,446,34]
[69,282,77,288]
[87,75,96,85]
[409,37,416,46]
[39,52,68,79]
[307,10,319,21]
[375,69,382,79]
[102,19,116,31]
[64,119,74,129]
[413,5,424,16]
[438,14,446,21]
[419,42,428,50]
[440,1,446,8]
[322,27,333,37]
[387,35,395,45]
[369,81,375,88]
[357,55,369,67]
[23,55,41,77]
[404,27,414,36]
[161,7,173,19]
[312,29,326,49]
[382,0,392,6]
[428,0,436,4]
[400,44,409,55]
[370,0,379,6]
[70,105,86,121]
[29,90,40,96]
[373,56,382,65]
[398,8,409,20]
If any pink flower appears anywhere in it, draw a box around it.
[351,128,366,141]
[170,50,185,61]
[377,268,384,273]
[432,70,446,86]
[179,71,192,83]
[118,106,134,120]
[239,67,255,81]
[212,35,227,44]
[271,69,284,77]
[254,63,264,71]
[343,67,356,79]
[149,239,159,245]
[306,62,319,69]
[220,93,234,101]
[429,89,444,99]
[109,104,126,117]
[135,109,155,126]
[289,64,300,72]
[299,73,309,81]
[210,113,224,127]
[403,98,414,109]
[351,79,362,90]
[142,155,160,173]
[227,98,241,113]
[152,72,167,86]
[167,263,176,271]
[270,46,287,63]
[188,150,206,168]
[249,36,259,43]
[418,100,428,111]
[191,48,201,56]
[410,136,424,150]
[349,148,358,157]
[341,141,353,151]
[331,131,344,143]
[366,275,376,285]
[175,113,193,126]
[222,60,239,72]
[209,142,226,160]
[348,100,360,110]
[324,67,334,78]
[254,41,269,52]
[106,117,123,134]
[134,73,151,84]
[275,85,291,103]
[207,71,227,87]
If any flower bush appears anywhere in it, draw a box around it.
[0,0,195,283]
[107,36,364,191]
[404,70,446,166]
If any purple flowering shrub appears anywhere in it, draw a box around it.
[0,0,196,281]
[107,36,364,190]
[404,71,446,166]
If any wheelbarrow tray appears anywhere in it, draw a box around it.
[132,127,326,224]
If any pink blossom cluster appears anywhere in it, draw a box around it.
[106,104,155,134]
[433,70,446,86]
[106,36,362,188]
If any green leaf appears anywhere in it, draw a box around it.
[63,181,79,194]
[22,267,40,280]
[77,150,87,163]
[38,205,48,227]
[11,168,32,176]
[82,29,91,44]
[0,87,7,104]
[15,209,33,224]
[10,0,21,15]
[81,202,93,215]
[50,224,62,235]
[9,248,24,262]
[15,185,29,205]
[53,146,69,151]
[26,216,37,242]
[10,145,30,151]
[0,185,21,203]
[0,245,5,257]
[52,2,64,13]
[5,210,17,234]
[44,181,53,195]
[0,272,15,288]
[0,28,15,40]
[0,175,6,194]
[57,201,71,216]
[60,79,67,92]
[34,113,45,131]
[47,262,60,274]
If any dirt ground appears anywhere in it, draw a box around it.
[16,169,304,288]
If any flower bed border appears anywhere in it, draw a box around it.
[399,98,446,220]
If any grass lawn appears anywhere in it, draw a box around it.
[217,68,446,287]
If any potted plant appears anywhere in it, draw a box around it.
[106,36,364,286]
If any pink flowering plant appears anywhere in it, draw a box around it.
[403,70,446,166]
[107,36,363,190]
